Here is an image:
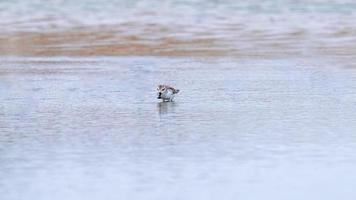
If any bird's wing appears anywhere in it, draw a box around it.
[167,86,179,94]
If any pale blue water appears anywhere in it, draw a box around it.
[0,56,356,200]
[1,0,356,31]
[1,0,356,199]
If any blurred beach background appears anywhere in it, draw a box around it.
[0,0,356,61]
[1,1,356,200]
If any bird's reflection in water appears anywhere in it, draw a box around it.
[157,102,177,116]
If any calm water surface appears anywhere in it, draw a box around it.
[0,56,356,200]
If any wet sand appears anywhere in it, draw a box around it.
[1,0,356,65]
[1,23,356,62]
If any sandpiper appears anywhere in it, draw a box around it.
[157,85,180,102]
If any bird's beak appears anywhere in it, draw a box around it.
[157,93,161,99]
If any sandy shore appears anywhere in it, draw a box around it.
[1,24,356,64]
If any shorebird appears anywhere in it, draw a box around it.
[157,85,180,102]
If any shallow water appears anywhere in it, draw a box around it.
[1,56,356,200]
